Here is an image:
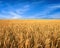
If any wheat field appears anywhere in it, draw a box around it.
[0,20,60,48]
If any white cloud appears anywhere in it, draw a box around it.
[0,4,30,19]
[48,13,60,18]
[11,5,30,19]
[11,4,60,19]
[0,3,60,19]
[27,4,60,19]
[8,11,22,19]
[47,4,60,18]
[16,5,30,14]
[50,4,60,8]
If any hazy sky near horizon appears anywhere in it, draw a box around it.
[0,0,60,19]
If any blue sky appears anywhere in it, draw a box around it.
[0,0,60,19]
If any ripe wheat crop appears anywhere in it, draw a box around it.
[0,20,60,48]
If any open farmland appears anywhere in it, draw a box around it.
[0,20,60,48]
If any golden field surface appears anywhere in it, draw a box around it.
[0,20,60,48]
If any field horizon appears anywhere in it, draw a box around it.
[0,19,60,23]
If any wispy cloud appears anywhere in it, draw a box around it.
[16,5,30,14]
[27,4,60,19]
[0,0,60,19]
[12,5,30,19]
[48,13,60,18]
[8,11,22,19]
[0,4,30,19]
